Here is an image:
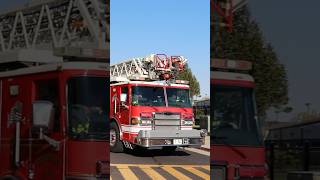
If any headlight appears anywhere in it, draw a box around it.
[140,112,153,126]
[131,117,140,125]
[181,113,194,126]
[182,120,193,126]
[140,120,152,126]
[211,165,226,180]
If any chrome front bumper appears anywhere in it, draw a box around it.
[135,129,206,148]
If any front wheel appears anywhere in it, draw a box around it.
[110,122,124,153]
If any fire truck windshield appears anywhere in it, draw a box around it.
[131,86,192,108]
[68,77,108,140]
[132,86,166,106]
[212,85,261,146]
[167,88,192,108]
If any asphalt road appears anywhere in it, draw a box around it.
[110,148,210,180]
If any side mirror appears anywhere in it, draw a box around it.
[32,101,60,150]
[120,94,127,103]
[32,101,54,130]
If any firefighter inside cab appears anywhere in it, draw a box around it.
[132,93,143,106]
[71,104,107,138]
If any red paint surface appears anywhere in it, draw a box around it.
[211,145,267,179]
[211,79,254,88]
[67,140,109,177]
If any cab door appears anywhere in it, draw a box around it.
[118,86,130,125]
[32,78,63,180]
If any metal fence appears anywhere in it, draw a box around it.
[265,122,320,180]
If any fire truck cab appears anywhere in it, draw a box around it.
[211,59,267,179]
[0,50,109,180]
[110,54,206,152]
[0,0,109,178]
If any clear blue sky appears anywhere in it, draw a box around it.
[249,1,320,121]
[110,0,210,97]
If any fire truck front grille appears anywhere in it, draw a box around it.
[153,112,181,130]
[153,112,181,120]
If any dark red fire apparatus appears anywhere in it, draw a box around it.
[211,0,268,179]
[0,49,109,180]
[211,59,267,179]
[0,0,109,179]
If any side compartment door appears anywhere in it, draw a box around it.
[1,78,29,176]
[110,86,119,118]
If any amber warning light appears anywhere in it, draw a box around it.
[211,59,252,71]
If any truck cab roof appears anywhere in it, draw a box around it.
[110,81,190,88]
[0,62,108,78]
[211,71,254,82]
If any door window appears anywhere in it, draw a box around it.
[35,79,60,132]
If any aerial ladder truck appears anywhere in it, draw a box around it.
[0,0,109,179]
[110,54,206,152]
[211,0,268,179]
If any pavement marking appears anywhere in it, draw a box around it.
[183,147,210,156]
[161,166,192,180]
[140,167,166,180]
[117,165,139,180]
[203,166,210,171]
[185,167,210,179]
[111,164,210,180]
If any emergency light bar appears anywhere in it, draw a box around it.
[211,59,252,71]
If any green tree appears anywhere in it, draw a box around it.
[176,64,200,97]
[212,6,288,116]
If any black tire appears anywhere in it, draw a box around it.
[110,121,124,153]
[162,146,177,153]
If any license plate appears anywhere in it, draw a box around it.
[173,139,183,145]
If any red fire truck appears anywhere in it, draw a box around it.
[0,0,109,179]
[211,59,267,179]
[109,54,206,152]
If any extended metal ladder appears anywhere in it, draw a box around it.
[0,0,107,51]
[110,54,187,82]
[0,0,108,68]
